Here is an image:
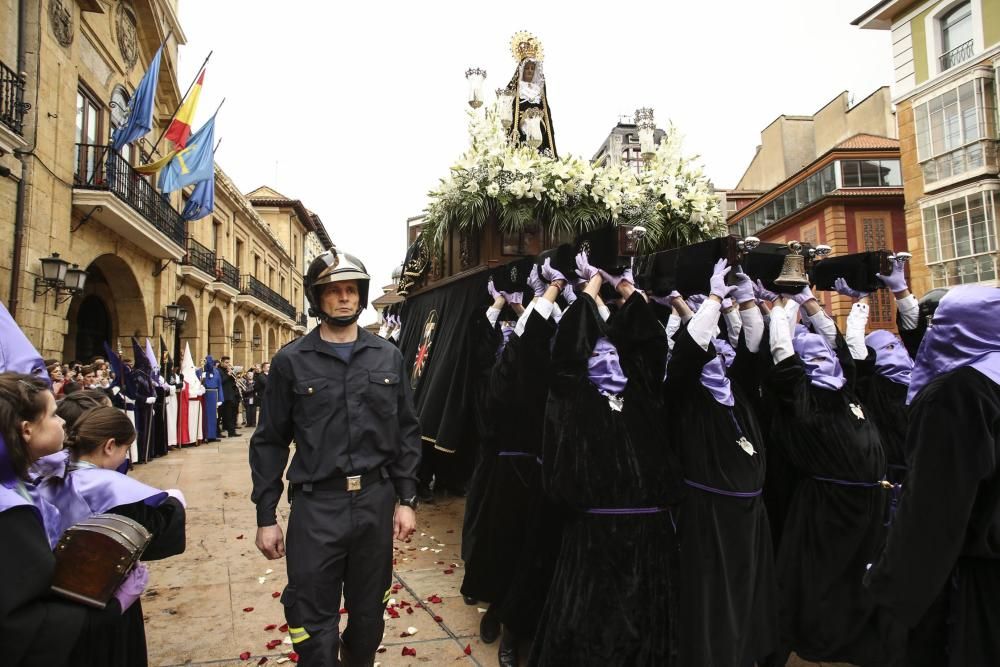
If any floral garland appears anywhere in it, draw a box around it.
[421,104,726,253]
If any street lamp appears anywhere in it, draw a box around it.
[34,253,87,304]
[165,302,182,322]
[252,334,262,350]
[232,330,243,344]
[466,67,486,108]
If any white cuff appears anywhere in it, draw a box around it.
[532,298,555,320]
[896,294,919,330]
[485,306,502,328]
[688,299,722,351]
[739,306,764,353]
[846,302,870,360]
[808,310,838,348]
[665,313,682,352]
[769,305,794,363]
[597,304,611,322]
[514,301,536,337]
[724,308,742,348]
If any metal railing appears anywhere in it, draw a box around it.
[73,143,186,247]
[240,274,296,319]
[184,236,216,275]
[939,39,974,71]
[217,258,240,290]
[297,313,307,327]
[0,60,27,136]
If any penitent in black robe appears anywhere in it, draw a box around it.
[461,308,556,606]
[529,292,683,667]
[764,337,896,666]
[855,353,910,482]
[866,367,1000,667]
[460,310,502,566]
[665,329,778,667]
[0,505,122,667]
[69,496,187,667]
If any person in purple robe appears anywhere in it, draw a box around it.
[197,355,222,441]
[866,285,1000,667]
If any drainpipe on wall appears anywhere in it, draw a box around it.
[9,0,41,319]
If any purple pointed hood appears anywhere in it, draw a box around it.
[793,330,846,391]
[865,329,913,386]
[907,285,1000,404]
[145,338,162,385]
[700,338,735,406]
[588,337,627,396]
[0,301,49,384]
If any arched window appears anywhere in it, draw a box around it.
[939,2,973,70]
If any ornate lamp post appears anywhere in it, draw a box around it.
[465,67,487,108]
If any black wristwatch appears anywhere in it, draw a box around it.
[398,495,418,510]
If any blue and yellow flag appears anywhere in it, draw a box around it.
[158,117,215,194]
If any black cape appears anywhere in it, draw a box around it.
[764,337,895,666]
[866,367,1000,667]
[665,328,778,666]
[530,293,682,666]
[855,353,910,480]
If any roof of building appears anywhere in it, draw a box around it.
[827,187,904,197]
[245,187,334,250]
[833,133,900,150]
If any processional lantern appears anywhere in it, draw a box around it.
[635,107,656,160]
[466,68,487,108]
[496,87,514,129]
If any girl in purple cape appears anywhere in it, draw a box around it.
[866,284,1000,667]
[38,405,186,667]
[0,373,148,666]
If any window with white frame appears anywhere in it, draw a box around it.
[922,189,998,286]
[913,76,997,186]
[939,2,974,71]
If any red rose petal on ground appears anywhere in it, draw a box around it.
[387,607,400,618]
[236,534,244,540]
[435,560,445,565]
[414,603,423,608]
[433,615,443,622]
[264,624,277,631]
[266,639,282,650]
[257,657,268,665]
[288,652,299,663]
[239,651,251,661]
[401,646,417,657]
[464,644,472,655]
[443,569,454,574]
[272,591,281,598]
[243,607,254,612]
[427,595,442,603]
[278,623,289,633]
[446,529,454,533]
[377,647,387,654]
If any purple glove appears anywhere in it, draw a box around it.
[876,259,908,293]
[730,267,754,304]
[575,251,599,282]
[598,268,634,289]
[113,562,149,613]
[708,258,736,299]
[721,298,733,310]
[833,277,869,300]
[501,290,523,305]
[540,258,567,285]
[561,282,577,305]
[527,265,546,297]
[753,279,778,303]
[786,285,816,305]
[686,293,707,312]
[487,277,501,301]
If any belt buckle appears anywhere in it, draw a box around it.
[346,475,362,492]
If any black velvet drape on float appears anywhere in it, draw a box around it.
[398,270,492,490]
[529,292,683,667]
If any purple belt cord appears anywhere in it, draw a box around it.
[811,475,885,488]
[684,479,763,498]
[583,507,664,515]
[497,451,542,465]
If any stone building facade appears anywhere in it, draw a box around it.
[0,0,331,368]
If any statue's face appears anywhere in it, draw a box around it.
[521,60,536,81]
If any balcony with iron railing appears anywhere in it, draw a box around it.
[240,274,297,320]
[217,258,240,290]
[939,39,974,71]
[0,59,27,137]
[73,144,186,254]
[184,236,216,276]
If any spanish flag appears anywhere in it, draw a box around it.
[164,69,205,148]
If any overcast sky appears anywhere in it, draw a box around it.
[175,0,894,322]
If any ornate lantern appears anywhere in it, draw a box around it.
[635,107,656,160]
[465,67,486,109]
[496,87,514,129]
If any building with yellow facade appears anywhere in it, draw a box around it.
[0,0,331,369]
[854,0,999,293]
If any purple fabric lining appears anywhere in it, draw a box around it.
[811,475,882,488]
[497,451,535,457]
[587,337,627,396]
[583,507,665,515]
[684,478,763,498]
[865,329,913,386]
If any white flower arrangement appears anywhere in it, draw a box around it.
[422,103,726,252]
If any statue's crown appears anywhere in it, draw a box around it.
[510,31,543,62]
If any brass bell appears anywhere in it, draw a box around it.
[774,241,810,287]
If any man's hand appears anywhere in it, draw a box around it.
[394,505,416,541]
[256,524,286,560]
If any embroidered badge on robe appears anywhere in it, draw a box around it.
[737,436,756,456]
[849,403,865,420]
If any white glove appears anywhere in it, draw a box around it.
[165,488,187,508]
[111,386,121,396]
[216,402,222,407]
[846,302,870,361]
[145,396,156,405]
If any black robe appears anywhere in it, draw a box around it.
[69,496,186,667]
[152,385,168,459]
[665,329,778,666]
[855,353,910,481]
[0,505,121,667]
[866,367,1000,667]
[529,293,683,666]
[764,337,895,666]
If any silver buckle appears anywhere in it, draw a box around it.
[346,475,362,492]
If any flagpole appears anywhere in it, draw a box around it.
[211,98,226,118]
[214,137,223,153]
[147,50,214,159]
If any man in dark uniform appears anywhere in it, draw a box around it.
[219,356,240,437]
[253,362,269,422]
[250,249,421,667]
